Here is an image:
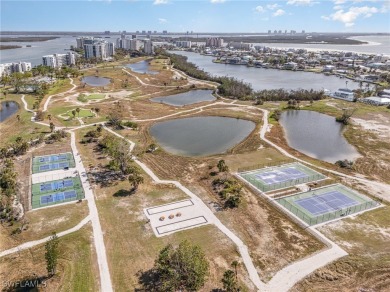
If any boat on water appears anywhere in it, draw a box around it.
[328,88,356,102]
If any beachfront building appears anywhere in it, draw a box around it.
[84,40,115,60]
[0,62,32,76]
[143,39,154,54]
[42,52,77,68]
[360,96,390,106]
[330,88,356,102]
[175,41,192,48]
[206,37,224,48]
[229,42,252,50]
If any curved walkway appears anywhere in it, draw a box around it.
[42,78,77,112]
[0,215,91,258]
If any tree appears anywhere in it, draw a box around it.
[35,110,45,121]
[147,143,158,153]
[47,114,52,121]
[154,240,209,291]
[16,114,20,122]
[49,122,55,133]
[221,270,239,292]
[76,107,81,117]
[217,160,228,173]
[128,168,144,191]
[45,233,59,277]
[231,260,239,281]
[71,109,77,118]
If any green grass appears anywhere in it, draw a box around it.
[63,108,95,118]
[87,93,105,100]
[0,94,49,146]
[0,226,98,292]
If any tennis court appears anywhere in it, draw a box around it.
[40,190,77,205]
[32,176,82,195]
[276,184,380,225]
[31,176,84,209]
[32,152,75,174]
[239,162,326,192]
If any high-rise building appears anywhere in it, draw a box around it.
[0,62,32,76]
[78,38,115,59]
[206,37,224,48]
[175,41,192,48]
[143,39,154,54]
[42,52,77,68]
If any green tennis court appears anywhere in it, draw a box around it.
[239,162,326,192]
[31,176,84,209]
[32,152,75,174]
[276,184,379,225]
[32,176,82,195]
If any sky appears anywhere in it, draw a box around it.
[1,0,390,33]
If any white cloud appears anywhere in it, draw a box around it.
[153,0,168,5]
[325,6,380,27]
[333,5,343,9]
[273,9,286,16]
[210,0,226,3]
[158,18,167,23]
[287,0,318,6]
[255,5,265,13]
[267,3,280,10]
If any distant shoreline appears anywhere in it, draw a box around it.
[0,36,59,42]
[0,45,22,50]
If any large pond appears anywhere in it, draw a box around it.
[171,51,362,92]
[151,90,216,106]
[0,101,19,123]
[150,116,255,156]
[279,110,360,163]
[126,60,158,75]
[82,76,111,87]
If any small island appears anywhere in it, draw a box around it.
[0,44,22,50]
[0,36,59,42]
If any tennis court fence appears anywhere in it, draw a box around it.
[237,159,295,173]
[242,173,325,192]
[277,199,380,226]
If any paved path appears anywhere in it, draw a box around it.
[42,78,77,112]
[0,215,91,258]
[106,129,265,290]
[69,131,113,292]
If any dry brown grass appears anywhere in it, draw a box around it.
[292,205,390,291]
[0,225,99,292]
[74,127,256,290]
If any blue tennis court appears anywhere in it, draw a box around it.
[295,191,359,216]
[40,180,74,192]
[254,167,309,185]
[38,162,69,172]
[38,154,68,163]
[40,190,77,205]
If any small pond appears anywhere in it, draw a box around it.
[151,90,216,106]
[126,60,158,75]
[82,76,111,87]
[150,116,255,156]
[279,110,360,163]
[0,101,19,123]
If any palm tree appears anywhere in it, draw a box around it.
[231,260,240,281]
[16,115,20,122]
[128,171,144,192]
[217,160,227,173]
[47,114,52,121]
[71,110,76,118]
[49,122,55,133]
[76,107,81,117]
